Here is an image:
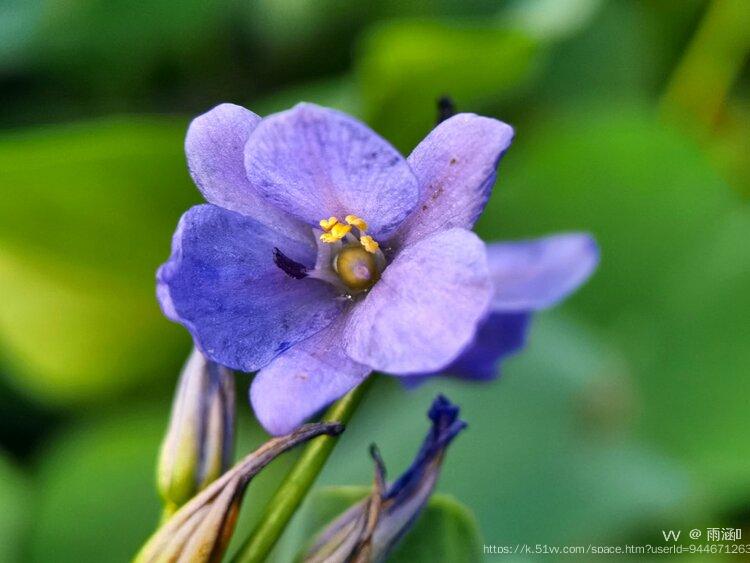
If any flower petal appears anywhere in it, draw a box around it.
[399,312,530,387]
[393,113,514,248]
[250,324,371,435]
[244,103,419,239]
[185,103,309,241]
[488,233,599,311]
[157,204,342,372]
[344,228,492,374]
[442,312,531,380]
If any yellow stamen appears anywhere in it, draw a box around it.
[360,235,379,253]
[331,223,351,238]
[345,214,368,231]
[319,222,351,243]
[319,216,339,232]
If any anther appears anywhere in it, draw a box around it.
[345,215,368,231]
[319,216,339,232]
[360,235,379,253]
[320,222,351,243]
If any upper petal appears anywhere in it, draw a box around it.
[185,103,309,242]
[344,228,492,374]
[393,113,514,248]
[244,103,419,239]
[250,323,371,436]
[157,204,342,372]
[488,233,599,312]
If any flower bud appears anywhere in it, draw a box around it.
[305,395,466,563]
[157,347,236,514]
[137,422,344,563]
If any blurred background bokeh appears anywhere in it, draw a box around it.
[1,0,749,561]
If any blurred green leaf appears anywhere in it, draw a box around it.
[357,20,541,151]
[30,403,166,562]
[629,210,750,500]
[0,118,198,404]
[30,400,298,562]
[0,0,43,71]
[710,102,750,198]
[479,104,747,507]
[296,488,482,563]
[538,8,648,105]
[253,76,362,119]
[32,0,227,95]
[241,0,368,54]
[479,105,736,322]
[505,0,603,42]
[0,451,29,562]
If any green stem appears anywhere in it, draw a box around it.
[159,503,178,525]
[660,0,750,136]
[231,377,373,563]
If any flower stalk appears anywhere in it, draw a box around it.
[231,378,373,563]
[661,0,750,136]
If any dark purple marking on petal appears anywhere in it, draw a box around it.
[273,247,308,280]
[156,204,341,372]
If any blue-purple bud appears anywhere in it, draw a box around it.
[305,395,466,562]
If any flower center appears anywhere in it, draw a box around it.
[273,214,386,296]
[319,214,385,294]
[333,244,380,291]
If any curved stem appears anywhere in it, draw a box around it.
[661,0,750,136]
[231,377,373,563]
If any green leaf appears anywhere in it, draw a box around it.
[390,494,483,563]
[628,210,750,499]
[478,105,736,322]
[505,0,603,42]
[478,105,748,500]
[29,403,167,563]
[709,102,750,198]
[0,0,43,71]
[0,118,198,404]
[357,20,540,151]
[295,487,482,563]
[252,75,361,119]
[29,400,297,563]
[0,451,29,562]
[32,0,227,94]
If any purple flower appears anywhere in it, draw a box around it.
[305,395,466,562]
[157,102,598,435]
